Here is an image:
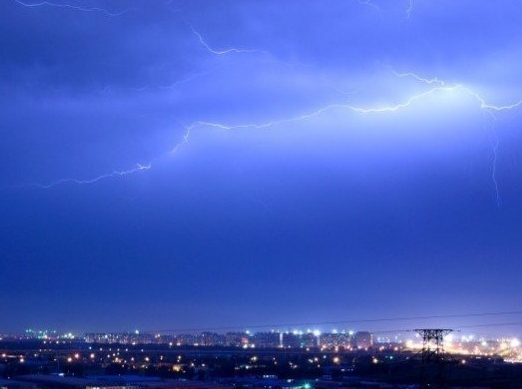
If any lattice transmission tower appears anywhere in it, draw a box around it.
[414,328,453,389]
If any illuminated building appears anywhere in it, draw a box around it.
[355,331,373,349]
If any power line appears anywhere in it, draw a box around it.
[455,321,522,330]
[127,310,522,334]
[351,321,522,336]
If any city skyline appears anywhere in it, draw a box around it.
[3,311,522,340]
[2,1,522,333]
[3,326,522,363]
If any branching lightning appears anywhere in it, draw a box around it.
[9,0,522,213]
[27,68,522,194]
[165,86,465,140]
[180,83,519,135]
[166,70,522,208]
[188,23,269,56]
[31,68,520,191]
[20,163,151,189]
[13,0,135,16]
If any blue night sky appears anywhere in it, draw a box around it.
[1,0,522,335]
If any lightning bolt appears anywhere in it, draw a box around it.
[13,0,135,16]
[163,70,520,208]
[465,91,522,112]
[187,23,269,56]
[491,135,502,208]
[19,163,151,189]
[11,0,521,212]
[179,85,470,135]
[406,0,417,18]
[156,72,213,90]
[355,0,381,12]
[391,70,447,86]
[24,66,522,201]
[99,71,212,95]
[185,2,380,60]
